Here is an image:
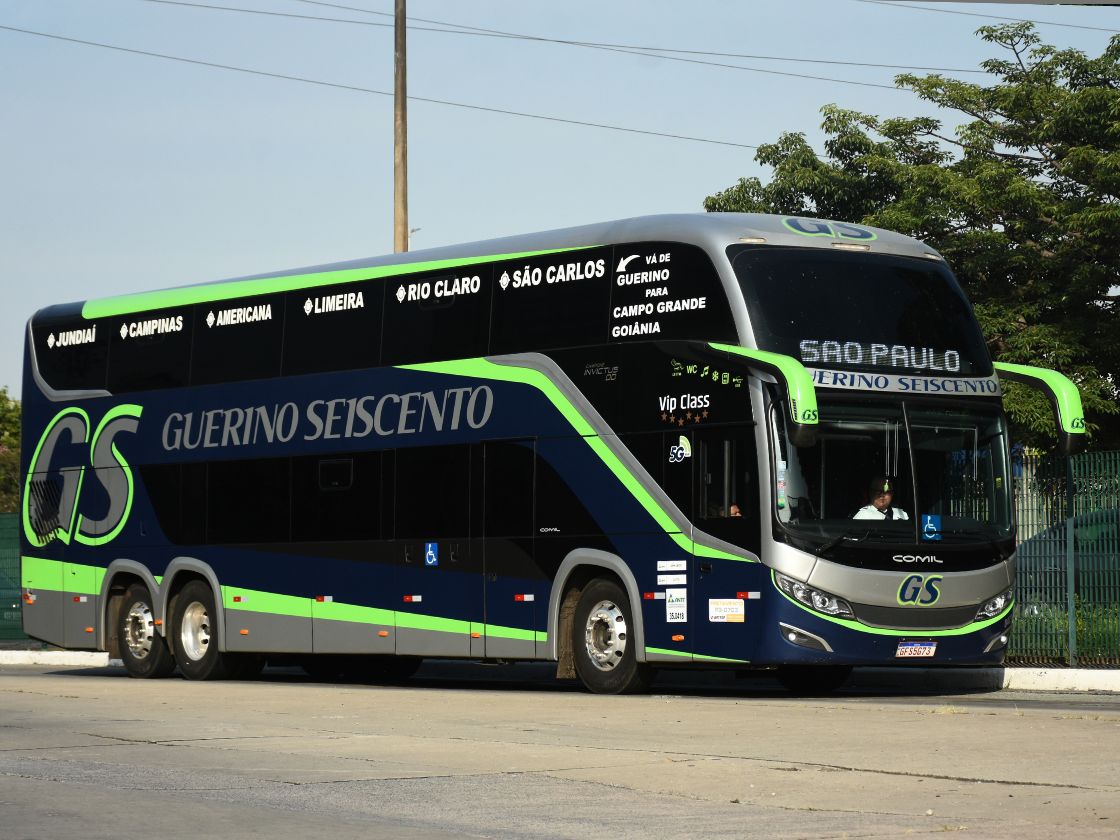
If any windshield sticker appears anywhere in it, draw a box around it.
[809,369,1001,396]
[921,514,943,542]
[800,340,960,372]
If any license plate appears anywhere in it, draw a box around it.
[896,640,937,658]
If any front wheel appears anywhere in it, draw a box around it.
[571,578,652,695]
[170,580,232,680]
[118,583,176,679]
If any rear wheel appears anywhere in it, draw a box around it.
[118,583,176,679]
[571,578,652,695]
[170,580,232,680]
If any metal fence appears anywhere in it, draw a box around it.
[1012,450,1120,666]
[0,513,24,640]
[0,451,1118,660]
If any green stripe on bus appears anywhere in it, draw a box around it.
[399,357,755,564]
[708,343,819,428]
[645,647,747,663]
[21,556,104,594]
[770,571,1013,637]
[81,248,587,319]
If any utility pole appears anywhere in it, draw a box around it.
[393,0,408,252]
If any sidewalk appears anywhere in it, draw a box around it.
[2,645,1117,692]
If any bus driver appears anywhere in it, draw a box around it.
[853,476,910,521]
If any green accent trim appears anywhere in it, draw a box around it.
[771,571,1012,637]
[81,248,586,319]
[645,646,748,663]
[20,556,103,595]
[993,362,1086,436]
[708,343,819,427]
[75,404,143,547]
[221,583,539,641]
[23,407,91,547]
[399,357,755,564]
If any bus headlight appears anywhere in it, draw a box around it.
[775,572,854,619]
[975,588,1013,621]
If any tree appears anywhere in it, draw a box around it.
[0,387,19,513]
[705,23,1120,449]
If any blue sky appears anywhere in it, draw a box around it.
[2,0,1116,397]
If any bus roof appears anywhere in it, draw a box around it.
[35,213,940,321]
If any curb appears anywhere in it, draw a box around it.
[1,651,1117,692]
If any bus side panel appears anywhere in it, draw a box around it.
[21,556,64,647]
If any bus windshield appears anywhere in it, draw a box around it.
[771,399,1012,547]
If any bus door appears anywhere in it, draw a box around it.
[482,440,540,659]
[392,445,482,658]
[692,427,763,662]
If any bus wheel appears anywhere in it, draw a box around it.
[572,578,652,695]
[118,583,176,679]
[170,580,231,680]
[776,665,852,694]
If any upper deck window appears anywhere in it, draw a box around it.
[730,247,991,377]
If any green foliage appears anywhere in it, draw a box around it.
[0,388,19,514]
[705,24,1120,448]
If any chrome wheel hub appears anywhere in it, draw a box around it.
[124,601,155,660]
[180,601,212,662]
[583,599,628,672]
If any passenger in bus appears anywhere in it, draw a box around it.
[853,476,909,521]
[729,503,742,517]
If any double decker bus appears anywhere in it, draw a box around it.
[20,214,1085,693]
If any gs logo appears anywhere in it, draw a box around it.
[22,405,143,548]
[1071,417,1086,430]
[897,574,942,606]
[801,408,819,423]
[783,217,877,241]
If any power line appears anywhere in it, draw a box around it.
[132,0,959,88]
[0,23,759,149]
[851,0,1120,34]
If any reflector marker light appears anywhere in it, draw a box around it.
[471,632,481,639]
[154,619,163,626]
[23,592,36,605]
[240,629,249,635]
[84,627,94,633]
[315,595,333,603]
[514,593,535,602]
[736,591,761,600]
[671,634,685,642]
[643,592,666,600]
[403,595,422,603]
[233,595,244,603]
[378,630,390,638]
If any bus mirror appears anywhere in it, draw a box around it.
[709,343,819,447]
[993,362,1087,455]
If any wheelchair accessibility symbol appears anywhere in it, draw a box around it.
[425,542,439,567]
[921,515,942,542]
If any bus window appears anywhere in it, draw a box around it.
[394,445,471,538]
[190,295,284,386]
[108,309,192,393]
[535,441,600,537]
[33,317,109,392]
[207,458,292,544]
[282,281,382,376]
[696,427,759,550]
[484,441,534,538]
[292,453,382,542]
[381,272,492,365]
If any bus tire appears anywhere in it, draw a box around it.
[776,665,852,694]
[571,577,652,695]
[170,580,232,680]
[118,583,176,679]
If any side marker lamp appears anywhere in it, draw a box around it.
[976,589,1013,621]
[775,572,854,619]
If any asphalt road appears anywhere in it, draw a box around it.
[1,661,1118,839]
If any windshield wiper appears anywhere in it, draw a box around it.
[816,528,872,557]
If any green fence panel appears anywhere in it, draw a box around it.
[0,512,26,641]
[1010,450,1120,666]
